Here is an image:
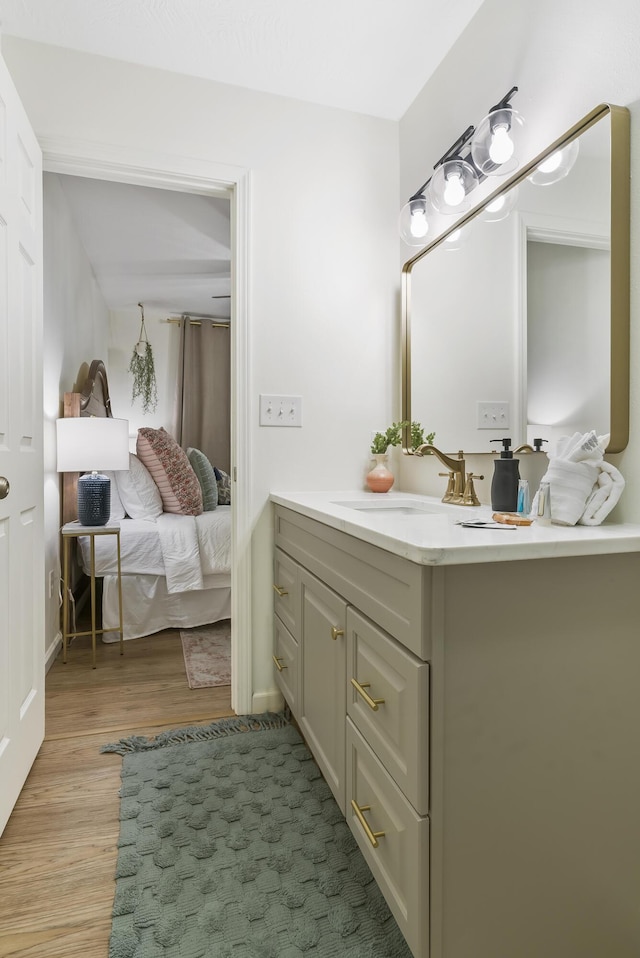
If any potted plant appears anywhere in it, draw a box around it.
[367,420,435,492]
[129,303,158,414]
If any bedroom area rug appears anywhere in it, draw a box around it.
[101,714,411,958]
[180,620,231,689]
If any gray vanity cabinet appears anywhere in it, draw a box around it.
[298,568,347,811]
[273,505,430,956]
[273,500,640,958]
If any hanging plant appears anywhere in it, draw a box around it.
[129,302,158,414]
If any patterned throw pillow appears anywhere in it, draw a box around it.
[214,466,231,505]
[136,427,203,516]
[187,447,218,511]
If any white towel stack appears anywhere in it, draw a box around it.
[531,431,625,526]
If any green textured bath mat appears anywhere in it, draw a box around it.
[102,713,411,958]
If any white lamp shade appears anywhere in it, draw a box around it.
[56,417,130,473]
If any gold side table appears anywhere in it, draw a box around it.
[61,521,124,669]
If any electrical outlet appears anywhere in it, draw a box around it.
[477,401,510,429]
[259,395,302,427]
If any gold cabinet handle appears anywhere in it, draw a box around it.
[350,678,385,711]
[330,626,344,641]
[272,654,287,672]
[351,800,385,848]
[273,584,288,597]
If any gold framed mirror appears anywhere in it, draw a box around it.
[401,103,630,455]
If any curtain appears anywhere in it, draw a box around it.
[174,318,231,474]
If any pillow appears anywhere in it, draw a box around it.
[103,471,126,520]
[113,454,163,519]
[137,427,203,516]
[214,466,231,506]
[187,447,218,511]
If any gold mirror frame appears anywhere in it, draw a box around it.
[401,103,630,454]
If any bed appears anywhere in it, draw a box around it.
[63,359,231,641]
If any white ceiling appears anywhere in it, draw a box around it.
[54,175,231,318]
[9,0,484,319]
[1,0,484,120]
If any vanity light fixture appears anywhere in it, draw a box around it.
[429,155,479,214]
[480,183,520,223]
[399,194,432,246]
[527,138,580,186]
[400,85,522,245]
[470,87,525,176]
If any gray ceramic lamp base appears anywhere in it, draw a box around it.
[77,472,111,526]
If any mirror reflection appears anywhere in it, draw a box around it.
[403,105,629,455]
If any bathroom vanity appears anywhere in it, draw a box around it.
[271,491,640,958]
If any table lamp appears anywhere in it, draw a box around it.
[56,417,130,526]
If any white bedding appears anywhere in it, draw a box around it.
[77,506,231,586]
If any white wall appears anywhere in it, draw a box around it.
[5,39,400,698]
[42,173,110,663]
[108,305,183,447]
[398,0,640,514]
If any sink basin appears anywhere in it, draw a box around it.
[332,498,442,516]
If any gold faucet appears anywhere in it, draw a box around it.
[415,445,471,504]
[514,439,548,454]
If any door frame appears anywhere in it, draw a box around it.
[41,137,253,713]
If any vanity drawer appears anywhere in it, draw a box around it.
[273,547,299,638]
[273,615,299,713]
[347,607,429,816]
[346,720,429,958]
[274,505,430,658]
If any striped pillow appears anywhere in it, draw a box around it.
[187,447,218,511]
[136,427,203,516]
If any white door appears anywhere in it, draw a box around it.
[0,53,44,836]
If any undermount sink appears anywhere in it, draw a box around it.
[332,498,444,516]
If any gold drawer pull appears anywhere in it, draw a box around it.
[351,678,385,711]
[273,584,289,597]
[272,654,287,672]
[351,800,385,848]
[330,626,344,641]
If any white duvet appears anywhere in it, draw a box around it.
[77,506,231,591]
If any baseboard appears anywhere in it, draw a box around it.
[45,632,62,673]
[251,689,284,714]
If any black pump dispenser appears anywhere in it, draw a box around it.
[490,438,520,511]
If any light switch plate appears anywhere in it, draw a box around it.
[477,401,510,429]
[259,394,303,427]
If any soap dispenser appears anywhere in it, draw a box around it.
[490,438,520,512]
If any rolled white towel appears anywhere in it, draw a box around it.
[578,461,625,525]
[538,459,599,526]
[556,431,609,463]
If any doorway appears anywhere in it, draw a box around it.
[42,144,252,713]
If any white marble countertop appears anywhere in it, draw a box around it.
[271,490,640,565]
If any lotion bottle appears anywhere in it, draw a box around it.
[490,438,520,512]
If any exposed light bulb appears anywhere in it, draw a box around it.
[489,124,515,164]
[410,208,429,238]
[445,228,462,244]
[485,195,506,214]
[537,150,563,174]
[443,171,466,208]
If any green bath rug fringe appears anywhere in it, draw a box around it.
[103,713,412,958]
[100,711,290,756]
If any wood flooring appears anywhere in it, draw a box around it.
[0,629,234,958]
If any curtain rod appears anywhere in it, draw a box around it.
[165,317,230,329]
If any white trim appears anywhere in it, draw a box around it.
[252,690,284,715]
[45,632,63,673]
[41,137,253,713]
[518,208,609,250]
